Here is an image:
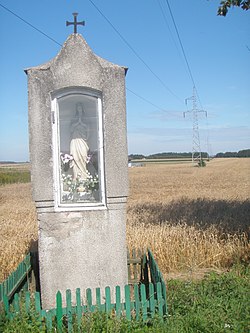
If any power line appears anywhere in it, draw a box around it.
[87,0,183,103]
[126,87,170,112]
[165,0,196,88]
[0,2,181,115]
[0,3,62,47]
[161,1,211,159]
[164,0,205,110]
[157,0,184,64]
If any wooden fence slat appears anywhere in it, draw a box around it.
[1,248,167,326]
[125,284,131,320]
[86,288,92,312]
[96,287,101,311]
[134,284,140,321]
[115,285,121,318]
[9,276,12,295]
[76,288,82,331]
[156,282,163,319]
[0,253,32,302]
[105,286,111,313]
[149,283,155,318]
[142,253,149,286]
[3,281,7,298]
[45,311,53,332]
[3,295,9,318]
[132,249,138,283]
[13,293,20,312]
[56,291,63,332]
[66,289,73,333]
[140,284,148,322]
[25,291,30,314]
[162,280,167,315]
[35,291,41,314]
[127,250,132,284]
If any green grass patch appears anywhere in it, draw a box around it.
[167,264,250,332]
[0,170,30,185]
[0,265,249,332]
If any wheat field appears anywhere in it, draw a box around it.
[0,158,249,282]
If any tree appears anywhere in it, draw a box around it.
[217,1,250,16]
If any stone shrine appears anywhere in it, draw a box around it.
[25,15,128,308]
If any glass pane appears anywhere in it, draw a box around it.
[57,94,102,205]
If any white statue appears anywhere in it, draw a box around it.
[70,103,89,180]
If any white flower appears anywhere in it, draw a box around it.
[60,153,74,164]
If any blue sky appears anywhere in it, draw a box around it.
[0,0,249,161]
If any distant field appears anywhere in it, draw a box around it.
[0,158,249,282]
[0,162,30,170]
[0,163,30,185]
[130,157,193,164]
[128,158,249,204]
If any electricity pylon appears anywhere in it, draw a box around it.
[184,86,207,165]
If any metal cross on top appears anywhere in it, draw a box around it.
[66,13,85,34]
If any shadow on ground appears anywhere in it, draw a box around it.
[128,198,250,237]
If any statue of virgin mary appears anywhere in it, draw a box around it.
[70,103,89,180]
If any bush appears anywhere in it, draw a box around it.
[197,159,206,167]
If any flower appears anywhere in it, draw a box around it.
[61,170,99,200]
[84,172,99,192]
[60,153,74,164]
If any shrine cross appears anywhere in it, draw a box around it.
[66,13,85,34]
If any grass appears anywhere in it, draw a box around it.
[1,265,249,332]
[166,264,250,332]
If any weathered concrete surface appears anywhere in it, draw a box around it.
[38,207,127,307]
[26,34,129,202]
[26,34,129,308]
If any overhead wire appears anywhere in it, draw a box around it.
[87,0,183,104]
[165,0,196,88]
[162,0,211,156]
[0,3,62,47]
[164,0,204,110]
[126,87,176,114]
[0,2,174,114]
[157,0,181,58]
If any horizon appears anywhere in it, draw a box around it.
[1,148,249,164]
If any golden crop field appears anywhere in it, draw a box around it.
[0,158,249,282]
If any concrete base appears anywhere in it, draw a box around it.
[38,205,127,309]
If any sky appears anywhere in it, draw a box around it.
[0,0,249,161]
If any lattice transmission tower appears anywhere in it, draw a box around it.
[184,86,207,165]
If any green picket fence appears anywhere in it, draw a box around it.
[0,253,32,303]
[3,280,166,331]
[1,249,167,330]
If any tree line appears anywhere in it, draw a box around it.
[129,149,250,160]
[128,152,208,160]
[215,149,250,158]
